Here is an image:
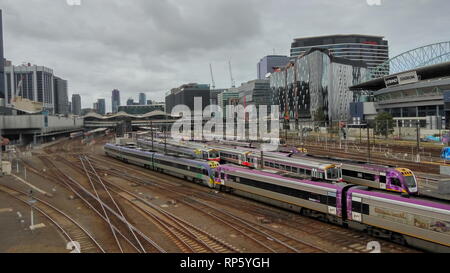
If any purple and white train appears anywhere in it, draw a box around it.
[212,144,419,195]
[214,164,450,252]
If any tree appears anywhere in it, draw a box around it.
[313,107,327,123]
[374,112,394,138]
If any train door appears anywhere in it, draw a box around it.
[340,185,356,224]
[238,153,243,165]
[379,173,387,190]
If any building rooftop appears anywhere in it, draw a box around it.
[293,34,385,41]
[350,61,450,91]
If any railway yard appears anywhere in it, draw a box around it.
[0,135,428,253]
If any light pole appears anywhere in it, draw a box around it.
[367,122,371,163]
[416,121,421,162]
[28,190,36,232]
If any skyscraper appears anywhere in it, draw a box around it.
[127,98,134,106]
[257,55,289,80]
[97,98,106,115]
[72,94,81,116]
[0,10,5,104]
[54,76,69,115]
[139,93,146,105]
[5,64,55,113]
[290,34,389,73]
[111,89,120,113]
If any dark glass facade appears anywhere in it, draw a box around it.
[97,98,106,115]
[165,83,210,114]
[271,48,367,121]
[54,76,69,115]
[72,94,81,116]
[112,89,121,113]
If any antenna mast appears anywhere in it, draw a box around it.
[209,63,216,90]
[228,60,236,88]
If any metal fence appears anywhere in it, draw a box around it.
[280,120,447,164]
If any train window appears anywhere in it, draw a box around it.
[362,204,370,215]
[202,169,208,175]
[342,169,357,178]
[286,166,292,172]
[292,167,298,173]
[352,201,362,213]
[280,165,286,170]
[362,173,375,180]
[264,161,270,167]
[269,162,275,168]
[308,193,319,202]
[221,173,225,179]
[275,163,280,169]
[391,178,402,187]
[327,196,337,206]
[379,176,386,183]
[319,195,327,204]
[305,169,311,176]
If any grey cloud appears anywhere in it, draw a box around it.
[1,0,449,111]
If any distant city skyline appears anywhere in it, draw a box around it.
[1,1,450,112]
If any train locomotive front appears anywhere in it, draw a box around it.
[386,168,418,195]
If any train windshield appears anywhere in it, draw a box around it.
[404,175,417,188]
[326,167,341,180]
[209,150,219,159]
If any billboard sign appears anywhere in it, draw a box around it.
[384,71,419,88]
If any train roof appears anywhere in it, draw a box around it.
[350,188,450,213]
[219,164,341,191]
[105,143,211,168]
[214,147,251,155]
[139,139,217,152]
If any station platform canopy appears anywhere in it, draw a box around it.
[350,61,450,92]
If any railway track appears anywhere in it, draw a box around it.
[88,153,419,253]
[62,155,241,253]
[80,156,239,253]
[86,156,322,252]
[24,155,239,253]
[292,142,440,174]
[13,137,420,253]
[0,184,105,253]
[79,155,146,253]
[57,154,324,253]
[33,156,167,253]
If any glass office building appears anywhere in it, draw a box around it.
[290,34,388,74]
[271,48,367,122]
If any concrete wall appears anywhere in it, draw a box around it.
[0,115,83,133]
[0,115,44,129]
[44,116,83,133]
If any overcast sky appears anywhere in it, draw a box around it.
[1,0,449,111]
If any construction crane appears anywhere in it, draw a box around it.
[209,63,216,90]
[228,60,236,88]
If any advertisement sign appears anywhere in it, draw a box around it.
[384,71,419,88]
